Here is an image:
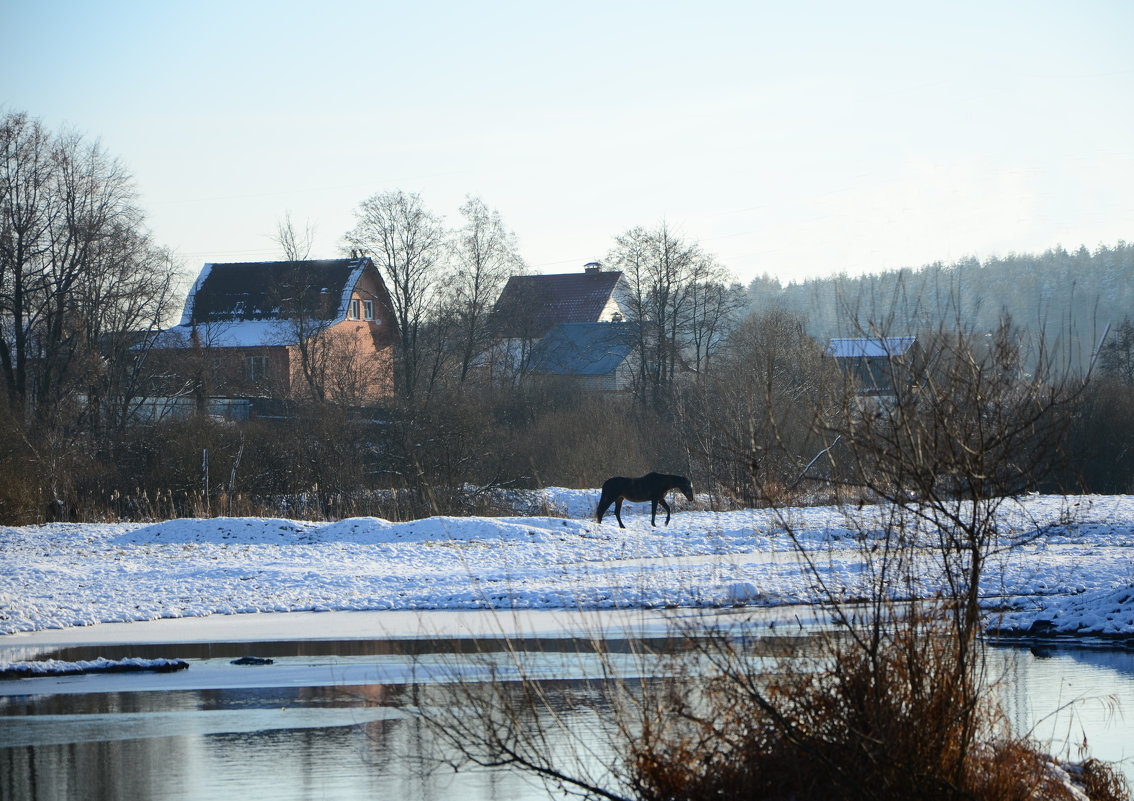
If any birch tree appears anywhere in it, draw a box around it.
[606,223,737,408]
[447,196,525,384]
[344,190,446,399]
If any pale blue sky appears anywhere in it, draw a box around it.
[4,0,1132,283]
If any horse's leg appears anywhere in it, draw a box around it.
[649,500,658,526]
[614,498,626,528]
[659,498,672,525]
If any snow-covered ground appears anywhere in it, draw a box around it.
[3,489,1134,644]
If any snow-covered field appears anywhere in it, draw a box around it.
[3,489,1134,644]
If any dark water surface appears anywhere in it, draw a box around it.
[2,633,1133,800]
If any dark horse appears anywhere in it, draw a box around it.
[596,472,694,528]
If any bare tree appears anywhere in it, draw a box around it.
[607,223,692,408]
[827,318,1079,644]
[688,308,840,503]
[479,279,551,389]
[0,112,55,417]
[1099,317,1134,384]
[447,196,525,384]
[259,261,336,404]
[0,111,182,516]
[1,112,179,424]
[269,221,393,405]
[607,223,736,409]
[273,212,315,261]
[684,259,745,379]
[75,230,182,432]
[343,190,446,399]
[35,129,140,419]
[290,324,385,407]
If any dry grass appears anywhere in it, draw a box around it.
[621,616,1130,801]
[1073,759,1132,801]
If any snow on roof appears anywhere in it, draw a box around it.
[156,319,302,349]
[827,336,917,359]
[178,258,368,327]
[177,262,214,326]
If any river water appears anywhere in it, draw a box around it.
[2,613,1132,800]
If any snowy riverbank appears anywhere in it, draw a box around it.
[3,490,1134,642]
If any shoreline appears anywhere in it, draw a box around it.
[0,604,813,653]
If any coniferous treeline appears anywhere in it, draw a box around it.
[748,242,1134,371]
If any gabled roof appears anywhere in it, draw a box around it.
[180,258,368,327]
[530,323,634,377]
[827,336,917,359]
[157,257,380,349]
[493,270,624,338]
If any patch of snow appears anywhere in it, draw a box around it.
[0,656,188,679]
[724,581,769,605]
[157,319,297,348]
[1,491,1132,642]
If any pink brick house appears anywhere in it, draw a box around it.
[155,257,398,408]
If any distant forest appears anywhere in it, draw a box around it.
[746,241,1134,372]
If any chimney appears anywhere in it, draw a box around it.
[584,261,602,274]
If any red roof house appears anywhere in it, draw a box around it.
[155,257,398,407]
[482,263,632,385]
[491,263,628,339]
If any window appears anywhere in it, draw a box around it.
[348,299,360,320]
[363,300,374,321]
[246,355,270,383]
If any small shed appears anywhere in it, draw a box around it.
[827,336,918,396]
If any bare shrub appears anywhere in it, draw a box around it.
[512,387,675,490]
[412,317,1128,800]
[418,604,1124,801]
[622,611,1103,801]
[0,407,40,524]
[681,308,842,507]
[1074,759,1132,801]
[378,387,520,516]
[1065,377,1134,493]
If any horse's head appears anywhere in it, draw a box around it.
[679,477,694,503]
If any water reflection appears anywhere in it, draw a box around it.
[1,682,564,801]
[2,636,1133,800]
[11,634,701,665]
[991,644,1134,776]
